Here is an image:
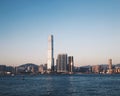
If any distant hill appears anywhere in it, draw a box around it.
[18,63,38,68]
[115,64,120,67]
[17,63,39,73]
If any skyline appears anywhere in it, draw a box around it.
[0,0,120,66]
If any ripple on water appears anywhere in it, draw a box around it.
[0,74,120,96]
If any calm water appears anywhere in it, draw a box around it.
[0,74,120,96]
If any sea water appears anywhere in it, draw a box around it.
[0,74,120,96]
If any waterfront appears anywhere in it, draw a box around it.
[0,74,120,96]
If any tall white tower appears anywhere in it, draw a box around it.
[47,35,54,72]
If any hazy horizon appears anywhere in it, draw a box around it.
[0,0,120,66]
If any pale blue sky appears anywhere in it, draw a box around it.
[0,0,120,66]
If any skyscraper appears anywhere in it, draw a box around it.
[56,54,67,73]
[68,56,74,73]
[47,35,54,72]
[108,59,113,74]
[108,59,112,69]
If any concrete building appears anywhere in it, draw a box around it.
[44,64,47,71]
[39,64,47,74]
[68,56,74,73]
[39,65,44,74]
[47,35,54,72]
[115,67,120,73]
[56,54,67,73]
[0,65,6,75]
[108,59,113,74]
[92,65,101,73]
[31,66,34,73]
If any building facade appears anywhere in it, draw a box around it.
[68,56,74,73]
[92,65,101,73]
[47,35,54,72]
[108,59,113,74]
[56,54,67,73]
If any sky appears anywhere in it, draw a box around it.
[0,0,120,66]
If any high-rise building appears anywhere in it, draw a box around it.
[31,67,34,73]
[47,35,54,72]
[44,64,47,71]
[108,59,113,74]
[108,59,112,69]
[56,54,67,73]
[0,65,6,75]
[39,65,44,74]
[92,65,101,73]
[68,56,74,73]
